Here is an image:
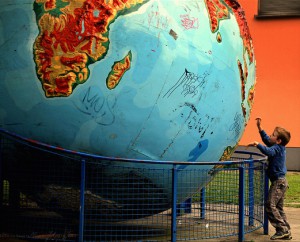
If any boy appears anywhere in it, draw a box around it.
[248,117,291,240]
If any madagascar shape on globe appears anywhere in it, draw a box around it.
[0,0,256,164]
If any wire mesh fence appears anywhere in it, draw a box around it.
[0,129,267,241]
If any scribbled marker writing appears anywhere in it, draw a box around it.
[164,69,208,98]
[75,87,116,125]
[180,14,199,30]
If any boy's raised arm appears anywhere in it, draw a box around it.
[256,117,262,132]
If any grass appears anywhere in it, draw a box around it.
[285,172,300,208]
[193,168,263,205]
[192,170,300,208]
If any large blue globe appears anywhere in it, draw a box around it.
[0,0,255,213]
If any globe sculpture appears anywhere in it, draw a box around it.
[0,0,256,218]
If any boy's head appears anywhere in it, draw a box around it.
[272,127,291,146]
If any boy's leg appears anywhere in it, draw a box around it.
[266,179,290,239]
[277,182,291,240]
[277,195,291,231]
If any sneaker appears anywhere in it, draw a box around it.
[282,231,292,240]
[282,235,292,240]
[270,231,291,240]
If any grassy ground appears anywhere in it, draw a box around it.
[192,170,300,208]
[285,172,300,207]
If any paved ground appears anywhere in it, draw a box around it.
[207,207,300,242]
[1,207,299,242]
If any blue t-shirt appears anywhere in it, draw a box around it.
[257,130,287,181]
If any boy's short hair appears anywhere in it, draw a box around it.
[275,127,291,146]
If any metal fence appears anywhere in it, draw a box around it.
[0,128,267,241]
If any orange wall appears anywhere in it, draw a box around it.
[238,0,300,147]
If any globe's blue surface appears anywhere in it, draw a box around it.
[0,0,256,206]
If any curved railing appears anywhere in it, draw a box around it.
[0,128,268,241]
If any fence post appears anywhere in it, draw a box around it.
[171,164,178,242]
[79,159,86,242]
[238,164,245,242]
[200,187,206,219]
[248,160,254,226]
[263,163,269,235]
[0,134,2,207]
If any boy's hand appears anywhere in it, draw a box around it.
[256,117,262,131]
[248,141,259,147]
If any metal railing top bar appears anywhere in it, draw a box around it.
[0,128,266,165]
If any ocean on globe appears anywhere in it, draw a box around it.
[0,0,256,217]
